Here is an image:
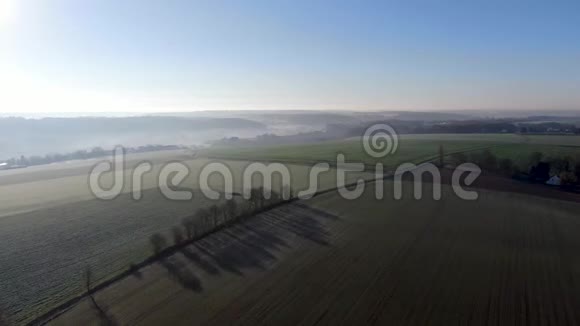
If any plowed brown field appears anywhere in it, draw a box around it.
[45,180,580,326]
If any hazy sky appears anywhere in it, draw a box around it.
[1,0,579,113]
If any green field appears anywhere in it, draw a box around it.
[205,134,580,169]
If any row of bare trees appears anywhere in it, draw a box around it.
[150,186,293,255]
[74,186,293,326]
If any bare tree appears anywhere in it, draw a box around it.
[84,266,117,325]
[209,204,220,227]
[248,187,266,211]
[194,208,211,233]
[258,186,266,208]
[225,199,238,223]
[269,189,282,205]
[282,184,293,201]
[85,266,93,295]
[150,233,167,255]
[181,217,196,240]
[172,226,184,245]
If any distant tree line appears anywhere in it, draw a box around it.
[1,144,185,168]
[326,121,580,140]
[449,149,580,188]
[517,122,578,134]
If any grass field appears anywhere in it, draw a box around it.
[45,179,580,325]
[205,137,495,167]
[205,134,580,169]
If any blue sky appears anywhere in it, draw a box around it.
[1,0,579,112]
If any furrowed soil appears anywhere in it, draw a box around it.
[45,179,580,326]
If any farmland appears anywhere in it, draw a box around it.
[0,151,373,324]
[4,134,580,325]
[205,134,580,169]
[45,178,580,325]
[205,136,495,167]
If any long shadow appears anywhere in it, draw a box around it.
[193,233,273,275]
[159,258,203,293]
[177,202,336,281]
[292,202,341,221]
[88,296,118,326]
[193,243,245,276]
[238,223,291,249]
[181,248,221,276]
[31,201,338,325]
[260,206,334,246]
[223,229,279,262]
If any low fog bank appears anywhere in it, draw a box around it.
[0,116,268,159]
[3,109,579,160]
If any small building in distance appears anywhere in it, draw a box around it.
[546,175,562,186]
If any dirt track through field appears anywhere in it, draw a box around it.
[45,181,580,326]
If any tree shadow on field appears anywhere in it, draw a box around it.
[292,202,341,221]
[129,263,143,280]
[89,300,119,326]
[182,203,336,279]
[181,248,221,276]
[85,267,119,326]
[160,258,203,293]
[260,206,334,246]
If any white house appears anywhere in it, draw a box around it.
[546,175,561,186]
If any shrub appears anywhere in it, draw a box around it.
[549,157,572,175]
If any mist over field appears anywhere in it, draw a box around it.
[3,109,580,160]
[0,116,267,158]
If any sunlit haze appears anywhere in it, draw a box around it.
[0,0,17,26]
[1,0,579,114]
